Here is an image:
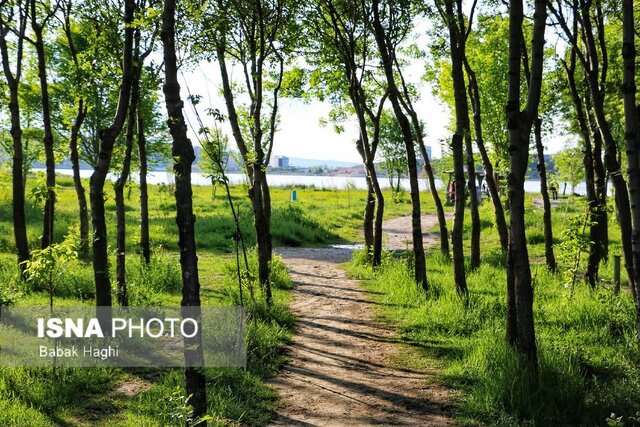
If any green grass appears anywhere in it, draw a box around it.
[0,171,425,426]
[346,195,640,426]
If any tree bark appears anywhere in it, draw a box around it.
[89,0,135,308]
[115,50,141,307]
[534,118,556,271]
[62,2,89,255]
[465,59,509,253]
[505,0,546,367]
[621,0,640,344]
[30,2,56,249]
[443,0,472,293]
[465,128,481,270]
[363,176,375,253]
[69,101,89,256]
[0,4,30,272]
[371,0,427,289]
[162,0,208,421]
[138,113,151,265]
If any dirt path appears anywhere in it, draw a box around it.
[382,213,452,251]
[270,246,453,426]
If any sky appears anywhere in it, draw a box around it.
[179,59,452,163]
[177,25,571,164]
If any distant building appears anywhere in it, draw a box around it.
[269,155,289,169]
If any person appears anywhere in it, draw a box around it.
[549,184,558,200]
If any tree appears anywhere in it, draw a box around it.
[305,0,388,266]
[89,0,135,308]
[505,0,547,366]
[201,0,299,304]
[549,0,636,302]
[60,1,90,255]
[27,0,57,249]
[621,0,640,344]
[115,7,157,306]
[161,0,207,420]
[0,0,30,273]
[557,37,608,288]
[370,0,428,289]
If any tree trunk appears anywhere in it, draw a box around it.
[534,118,556,271]
[90,0,135,308]
[70,100,89,255]
[396,65,450,257]
[583,134,600,287]
[444,0,472,293]
[465,133,481,270]
[410,120,450,258]
[371,0,427,289]
[31,12,56,249]
[115,54,140,307]
[452,134,468,297]
[162,0,208,421]
[621,0,640,344]
[363,172,375,256]
[465,59,509,253]
[591,119,608,262]
[252,169,273,305]
[505,0,546,367]
[0,10,30,272]
[138,113,151,265]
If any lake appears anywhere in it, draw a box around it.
[45,169,586,194]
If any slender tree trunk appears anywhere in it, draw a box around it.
[0,9,29,272]
[591,121,608,261]
[394,47,450,257]
[505,0,546,367]
[534,118,556,271]
[452,134,468,296]
[465,60,509,252]
[583,134,600,287]
[115,56,140,307]
[422,145,450,256]
[360,142,375,252]
[70,101,89,255]
[370,163,384,266]
[465,133,481,270]
[363,178,375,254]
[31,13,56,249]
[253,170,273,305]
[162,0,208,421]
[621,0,640,344]
[89,0,135,308]
[444,0,471,294]
[371,0,427,289]
[138,113,151,265]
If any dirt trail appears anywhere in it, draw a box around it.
[270,246,453,426]
[382,213,452,251]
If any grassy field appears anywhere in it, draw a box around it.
[0,172,419,426]
[346,196,640,425]
[1,170,639,425]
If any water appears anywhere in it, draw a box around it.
[44,168,586,194]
